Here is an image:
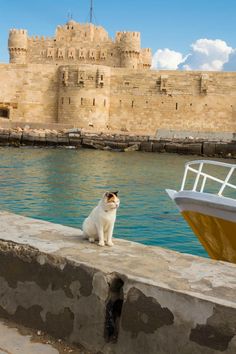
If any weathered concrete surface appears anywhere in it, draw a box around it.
[0,320,58,354]
[0,319,91,354]
[1,211,236,353]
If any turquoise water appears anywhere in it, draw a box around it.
[0,147,217,258]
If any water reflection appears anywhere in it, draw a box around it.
[1,147,230,258]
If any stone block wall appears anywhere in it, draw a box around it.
[108,70,236,134]
[58,64,111,130]
[0,64,58,124]
[0,63,236,135]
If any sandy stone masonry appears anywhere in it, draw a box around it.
[8,21,151,69]
[1,211,236,353]
[0,20,236,136]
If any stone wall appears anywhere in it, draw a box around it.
[1,63,236,135]
[0,64,58,123]
[108,70,236,134]
[1,211,236,353]
[58,64,111,130]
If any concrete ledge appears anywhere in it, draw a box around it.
[1,212,236,353]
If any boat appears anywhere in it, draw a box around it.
[166,160,236,263]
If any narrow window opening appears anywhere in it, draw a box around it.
[190,103,192,106]
[68,98,71,104]
[93,98,96,106]
[0,108,9,119]
[81,98,83,106]
[176,103,178,110]
[61,97,64,105]
[131,100,134,108]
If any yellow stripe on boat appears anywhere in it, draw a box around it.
[182,210,236,263]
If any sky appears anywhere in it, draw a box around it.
[1,0,236,71]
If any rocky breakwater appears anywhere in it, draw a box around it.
[0,126,236,158]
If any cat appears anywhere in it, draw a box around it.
[82,191,120,247]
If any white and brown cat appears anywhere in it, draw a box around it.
[82,191,120,247]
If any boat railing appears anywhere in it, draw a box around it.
[180,160,236,196]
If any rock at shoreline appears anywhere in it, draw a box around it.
[124,144,140,152]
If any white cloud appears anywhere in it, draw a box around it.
[223,49,236,71]
[181,39,233,71]
[152,39,235,72]
[152,48,184,70]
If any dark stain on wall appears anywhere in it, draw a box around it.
[105,276,124,343]
[0,243,93,298]
[0,304,45,329]
[45,308,74,338]
[121,287,174,338]
[190,324,234,351]
[0,304,74,339]
[190,305,236,351]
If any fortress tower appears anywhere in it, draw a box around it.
[115,31,141,69]
[7,21,152,69]
[141,48,152,69]
[8,29,28,64]
[58,65,111,130]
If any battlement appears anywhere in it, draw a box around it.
[9,29,27,35]
[7,20,150,69]
[116,31,140,38]
[28,36,54,41]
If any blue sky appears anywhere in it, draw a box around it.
[1,0,236,70]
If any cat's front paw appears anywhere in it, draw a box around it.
[98,241,105,247]
[89,237,95,243]
[106,241,114,247]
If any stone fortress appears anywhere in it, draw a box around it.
[0,19,236,136]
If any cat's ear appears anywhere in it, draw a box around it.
[104,192,112,198]
[112,191,119,196]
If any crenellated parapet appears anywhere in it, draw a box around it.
[8,29,28,64]
[115,31,141,52]
[7,21,150,70]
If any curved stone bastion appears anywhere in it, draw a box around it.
[0,211,236,353]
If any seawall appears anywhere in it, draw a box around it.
[1,211,236,353]
[0,126,236,158]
